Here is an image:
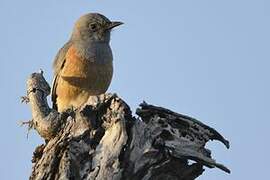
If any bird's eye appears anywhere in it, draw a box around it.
[89,23,97,31]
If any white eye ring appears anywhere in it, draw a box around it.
[89,23,97,30]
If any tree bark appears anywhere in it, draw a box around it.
[24,71,230,180]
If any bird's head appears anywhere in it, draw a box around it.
[71,13,123,43]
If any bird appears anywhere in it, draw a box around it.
[51,13,123,112]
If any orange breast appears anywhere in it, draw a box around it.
[56,45,113,112]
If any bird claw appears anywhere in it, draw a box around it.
[60,107,76,122]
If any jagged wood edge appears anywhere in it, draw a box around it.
[25,72,230,180]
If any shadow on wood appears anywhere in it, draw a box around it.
[24,72,230,180]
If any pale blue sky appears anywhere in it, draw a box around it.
[1,0,269,179]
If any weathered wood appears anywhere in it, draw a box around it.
[25,72,230,180]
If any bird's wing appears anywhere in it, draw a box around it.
[51,41,72,110]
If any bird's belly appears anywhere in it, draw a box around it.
[56,57,113,112]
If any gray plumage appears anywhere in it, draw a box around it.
[51,13,123,111]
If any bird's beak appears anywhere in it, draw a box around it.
[107,21,124,30]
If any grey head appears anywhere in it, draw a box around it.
[71,13,123,43]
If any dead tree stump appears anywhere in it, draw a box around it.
[24,72,230,180]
